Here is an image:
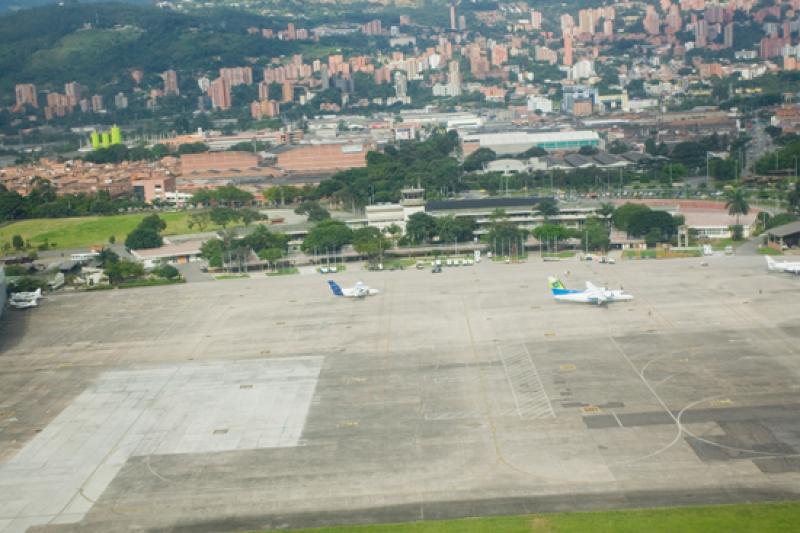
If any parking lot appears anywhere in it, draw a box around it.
[1,254,799,532]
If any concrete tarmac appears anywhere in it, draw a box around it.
[1,253,799,532]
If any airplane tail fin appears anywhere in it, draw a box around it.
[548,276,567,295]
[327,280,344,296]
[765,256,777,270]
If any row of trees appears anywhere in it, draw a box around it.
[200,224,289,269]
[0,179,145,221]
[190,185,254,208]
[82,142,209,164]
[187,206,262,232]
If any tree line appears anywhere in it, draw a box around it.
[0,178,145,221]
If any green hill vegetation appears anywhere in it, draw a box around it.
[0,2,406,102]
[0,3,301,104]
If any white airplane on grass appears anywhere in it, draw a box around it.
[765,256,800,275]
[9,288,43,309]
[548,276,633,305]
[328,280,379,298]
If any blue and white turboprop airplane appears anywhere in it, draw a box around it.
[328,280,379,298]
[548,276,633,305]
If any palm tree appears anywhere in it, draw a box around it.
[724,185,750,226]
[598,202,616,228]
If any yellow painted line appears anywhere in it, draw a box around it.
[337,421,359,428]
[559,364,576,372]
[711,398,732,407]
[582,405,602,414]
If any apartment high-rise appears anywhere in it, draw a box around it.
[394,72,408,98]
[15,83,37,109]
[361,19,382,35]
[64,82,81,107]
[695,19,708,47]
[530,10,542,30]
[644,5,661,35]
[250,100,280,120]
[163,70,180,96]
[282,80,294,103]
[563,31,574,66]
[667,4,682,32]
[208,77,232,110]
[449,4,457,31]
[220,67,253,87]
[320,65,330,90]
[258,81,270,101]
[578,9,595,35]
[91,94,104,112]
[724,22,734,48]
[491,44,508,66]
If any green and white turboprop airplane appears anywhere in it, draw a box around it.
[548,276,633,305]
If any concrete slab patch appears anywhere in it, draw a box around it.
[0,357,322,532]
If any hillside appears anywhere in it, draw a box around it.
[0,3,300,103]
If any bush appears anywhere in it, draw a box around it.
[152,264,179,279]
[105,259,144,284]
[730,224,744,241]
[3,264,29,276]
[7,276,47,294]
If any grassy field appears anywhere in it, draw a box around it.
[271,502,800,533]
[758,246,783,255]
[0,212,234,250]
[266,267,299,276]
[541,251,577,259]
[623,249,702,259]
[215,274,250,280]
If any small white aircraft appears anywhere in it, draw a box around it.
[765,256,800,275]
[327,280,379,298]
[548,276,633,305]
[9,288,43,309]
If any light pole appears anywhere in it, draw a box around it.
[584,227,589,255]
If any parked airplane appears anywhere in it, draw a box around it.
[328,280,379,298]
[548,276,633,305]
[9,288,43,309]
[765,256,800,275]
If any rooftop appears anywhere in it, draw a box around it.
[426,196,547,211]
[767,220,800,238]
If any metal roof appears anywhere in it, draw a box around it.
[767,220,800,238]
[426,196,547,211]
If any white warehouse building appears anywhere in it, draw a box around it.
[462,130,600,156]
